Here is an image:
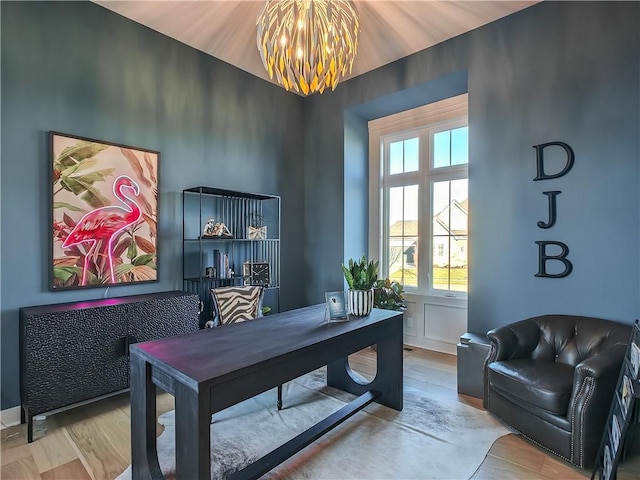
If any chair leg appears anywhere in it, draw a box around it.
[277,384,283,410]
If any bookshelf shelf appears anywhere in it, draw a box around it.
[182,186,281,326]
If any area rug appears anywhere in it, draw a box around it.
[117,368,509,479]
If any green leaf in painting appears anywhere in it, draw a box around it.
[76,179,110,208]
[133,254,155,266]
[56,141,108,167]
[53,202,86,212]
[53,265,80,282]
[127,241,138,260]
[60,157,99,177]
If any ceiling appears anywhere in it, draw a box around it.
[94,1,539,91]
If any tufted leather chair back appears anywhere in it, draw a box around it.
[502,314,629,367]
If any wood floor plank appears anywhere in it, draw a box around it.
[29,429,78,473]
[0,456,42,480]
[488,433,548,472]
[0,443,33,467]
[40,459,92,480]
[1,424,29,450]
[473,453,556,480]
[64,417,129,480]
[539,454,590,479]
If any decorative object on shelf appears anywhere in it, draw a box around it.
[325,291,348,322]
[243,261,271,286]
[256,0,360,96]
[373,278,407,311]
[203,220,233,239]
[248,213,267,240]
[203,218,217,237]
[341,254,378,316]
[51,131,159,290]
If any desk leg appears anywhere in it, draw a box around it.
[327,324,403,411]
[130,354,162,480]
[175,382,211,480]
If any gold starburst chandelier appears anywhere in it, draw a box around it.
[256,0,360,95]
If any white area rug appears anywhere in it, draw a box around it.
[117,368,508,479]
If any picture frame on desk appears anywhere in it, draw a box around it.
[325,291,348,322]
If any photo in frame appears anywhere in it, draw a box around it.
[51,132,159,290]
[325,291,348,322]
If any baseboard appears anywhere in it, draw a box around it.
[1,406,21,429]
[405,337,457,355]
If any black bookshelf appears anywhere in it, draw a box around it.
[591,319,640,480]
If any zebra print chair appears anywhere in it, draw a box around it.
[210,285,264,326]
[209,285,284,409]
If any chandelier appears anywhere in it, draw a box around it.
[256,0,360,95]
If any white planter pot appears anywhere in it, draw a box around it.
[348,289,374,316]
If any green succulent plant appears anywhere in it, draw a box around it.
[374,278,407,311]
[342,254,379,291]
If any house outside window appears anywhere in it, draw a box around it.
[368,95,468,296]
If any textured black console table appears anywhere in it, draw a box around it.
[130,304,403,480]
[20,290,199,443]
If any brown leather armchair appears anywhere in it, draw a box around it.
[484,315,631,468]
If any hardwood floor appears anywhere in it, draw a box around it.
[2,347,638,479]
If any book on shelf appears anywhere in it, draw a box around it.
[631,341,640,378]
[620,374,633,416]
[610,413,621,454]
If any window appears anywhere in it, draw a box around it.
[369,95,468,295]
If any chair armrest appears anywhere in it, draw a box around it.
[486,318,541,362]
[486,326,519,362]
[573,344,628,385]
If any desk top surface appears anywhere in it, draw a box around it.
[130,304,402,387]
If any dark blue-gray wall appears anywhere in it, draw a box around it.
[2,1,639,411]
[304,1,639,334]
[0,1,305,409]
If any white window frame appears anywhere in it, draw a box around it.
[368,94,468,297]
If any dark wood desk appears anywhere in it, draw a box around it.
[130,304,403,480]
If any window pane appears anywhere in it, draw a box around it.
[431,179,468,292]
[389,141,403,175]
[433,130,451,168]
[389,138,419,174]
[404,137,419,172]
[451,127,468,166]
[388,185,418,287]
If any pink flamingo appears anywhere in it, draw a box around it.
[62,175,142,286]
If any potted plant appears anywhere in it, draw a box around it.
[342,254,379,316]
[374,278,407,311]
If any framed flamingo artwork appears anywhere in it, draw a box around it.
[50,132,159,290]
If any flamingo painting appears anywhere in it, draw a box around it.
[62,175,142,286]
